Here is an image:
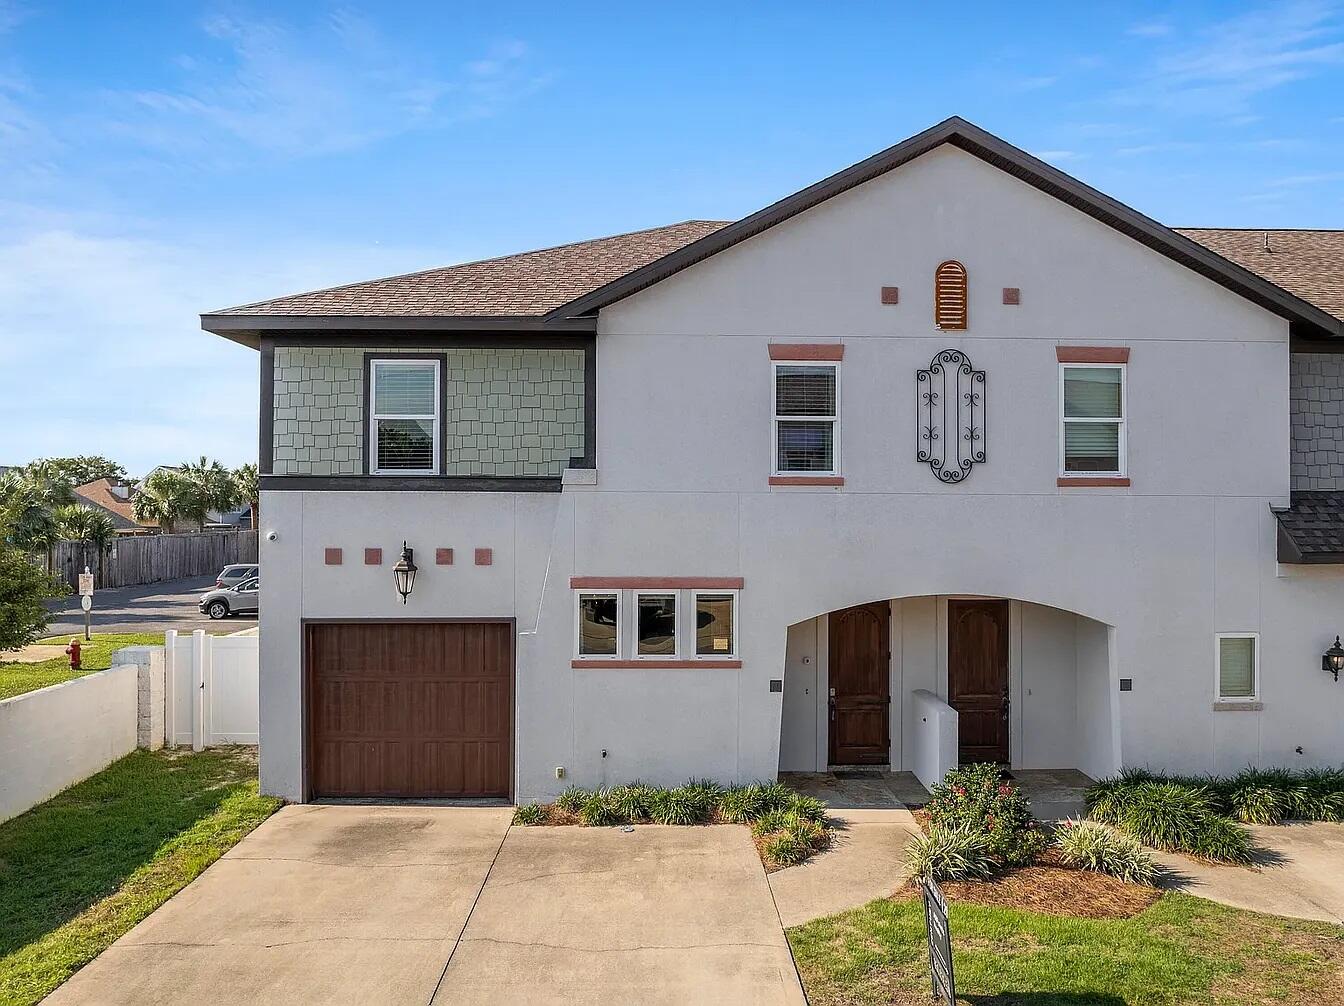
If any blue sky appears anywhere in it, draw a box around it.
[2,1,1343,475]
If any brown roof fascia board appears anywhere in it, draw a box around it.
[547,117,1343,340]
[201,314,596,349]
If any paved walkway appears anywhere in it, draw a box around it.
[772,772,923,926]
[0,643,67,663]
[48,806,804,1005]
[1155,821,1344,924]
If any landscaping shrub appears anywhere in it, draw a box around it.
[1227,783,1292,825]
[609,783,655,822]
[926,763,1045,868]
[1086,778,1255,865]
[905,824,994,882]
[1117,782,1214,852]
[512,803,547,826]
[1088,765,1344,829]
[578,789,625,827]
[1185,814,1254,865]
[718,784,768,823]
[555,786,589,814]
[789,794,829,825]
[763,830,811,867]
[1054,819,1159,885]
[648,785,708,825]
[750,808,795,838]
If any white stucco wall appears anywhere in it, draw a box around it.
[0,665,138,823]
[258,143,1343,802]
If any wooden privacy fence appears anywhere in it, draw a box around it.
[53,531,259,590]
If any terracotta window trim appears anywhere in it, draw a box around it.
[1057,476,1130,487]
[767,343,844,361]
[769,475,845,487]
[571,659,743,669]
[570,576,744,590]
[1056,346,1130,363]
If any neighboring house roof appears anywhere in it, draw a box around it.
[1274,492,1344,563]
[71,478,154,531]
[1173,229,1344,326]
[201,117,1343,345]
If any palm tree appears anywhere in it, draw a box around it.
[53,504,118,581]
[177,457,242,532]
[233,463,259,530]
[0,470,60,570]
[133,469,186,534]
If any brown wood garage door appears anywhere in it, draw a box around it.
[305,622,513,799]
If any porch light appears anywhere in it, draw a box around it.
[1323,637,1344,682]
[392,542,417,604]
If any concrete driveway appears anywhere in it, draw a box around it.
[47,806,804,1005]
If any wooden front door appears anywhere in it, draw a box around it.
[947,599,1009,764]
[828,602,890,765]
[305,621,513,799]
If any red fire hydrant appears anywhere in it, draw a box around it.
[65,638,81,670]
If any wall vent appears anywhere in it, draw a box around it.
[934,260,968,330]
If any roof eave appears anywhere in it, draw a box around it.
[200,313,597,348]
[545,116,1343,339]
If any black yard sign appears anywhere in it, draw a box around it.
[920,877,956,1005]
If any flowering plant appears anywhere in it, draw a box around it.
[925,763,1043,867]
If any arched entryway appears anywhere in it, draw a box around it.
[779,594,1118,784]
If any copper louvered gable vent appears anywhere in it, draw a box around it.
[934,260,968,330]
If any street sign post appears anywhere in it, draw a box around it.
[78,567,94,641]
[921,876,956,1006]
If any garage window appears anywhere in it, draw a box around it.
[694,591,736,658]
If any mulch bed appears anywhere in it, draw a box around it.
[905,811,1162,919]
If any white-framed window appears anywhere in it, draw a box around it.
[1216,632,1259,701]
[1059,363,1125,477]
[370,358,440,475]
[575,592,621,658]
[773,362,840,475]
[634,592,678,658]
[693,590,737,659]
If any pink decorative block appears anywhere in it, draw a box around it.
[1002,287,1021,305]
[364,548,382,565]
[324,548,342,566]
[880,286,899,305]
[436,548,454,566]
[474,548,493,566]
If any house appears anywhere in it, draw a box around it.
[71,478,157,535]
[201,117,1344,805]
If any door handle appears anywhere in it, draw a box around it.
[1001,687,1010,720]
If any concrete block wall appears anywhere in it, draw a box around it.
[1290,354,1344,491]
[117,645,165,750]
[272,346,585,476]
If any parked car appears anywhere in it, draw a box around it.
[214,563,259,589]
[200,577,259,619]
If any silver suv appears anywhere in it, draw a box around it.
[199,577,259,620]
[214,564,258,589]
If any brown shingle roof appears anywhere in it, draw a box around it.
[72,478,155,530]
[1176,229,1344,324]
[210,220,730,318]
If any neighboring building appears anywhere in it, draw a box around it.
[71,478,157,535]
[202,117,1344,805]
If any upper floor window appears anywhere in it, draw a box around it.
[1216,633,1258,701]
[934,260,968,330]
[1060,363,1125,477]
[370,358,440,475]
[773,362,839,475]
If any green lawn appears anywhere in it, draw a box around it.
[0,633,163,701]
[0,748,281,1006]
[788,892,1344,1006]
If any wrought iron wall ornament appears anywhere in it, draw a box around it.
[917,350,986,483]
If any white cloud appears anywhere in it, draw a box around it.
[1117,1,1344,116]
[99,13,544,157]
[1127,20,1173,38]
[0,224,447,473]
[1032,149,1085,162]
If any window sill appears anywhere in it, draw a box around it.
[1213,700,1263,712]
[769,476,845,487]
[1057,476,1130,487]
[571,659,743,669]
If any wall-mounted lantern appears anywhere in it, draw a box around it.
[392,542,417,604]
[1323,636,1344,682]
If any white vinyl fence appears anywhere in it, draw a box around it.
[0,629,259,823]
[164,630,259,748]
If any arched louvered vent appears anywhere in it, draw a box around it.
[934,260,968,330]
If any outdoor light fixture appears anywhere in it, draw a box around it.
[1323,636,1344,682]
[392,542,417,604]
